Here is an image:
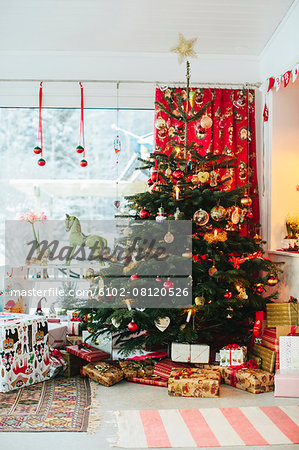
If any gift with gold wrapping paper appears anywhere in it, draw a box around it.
[81,362,123,386]
[251,344,276,373]
[168,368,220,397]
[221,360,274,394]
[119,360,154,379]
[266,302,298,327]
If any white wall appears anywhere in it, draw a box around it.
[271,79,299,250]
[259,0,299,79]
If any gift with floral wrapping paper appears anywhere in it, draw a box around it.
[168,367,221,397]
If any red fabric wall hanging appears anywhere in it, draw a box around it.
[154,87,259,224]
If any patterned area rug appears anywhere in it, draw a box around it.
[114,406,299,447]
[0,377,93,432]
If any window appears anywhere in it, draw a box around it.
[0,107,154,265]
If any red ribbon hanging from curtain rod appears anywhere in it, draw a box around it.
[38,82,43,156]
[33,82,46,165]
[79,82,85,157]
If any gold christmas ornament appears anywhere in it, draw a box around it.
[208,265,218,276]
[164,231,175,243]
[189,90,196,109]
[197,171,210,183]
[170,33,197,64]
[155,117,166,130]
[231,206,241,224]
[195,296,205,306]
[253,233,263,244]
[204,229,228,244]
[210,205,227,221]
[182,249,193,258]
[200,115,213,129]
[165,167,172,177]
[193,209,209,226]
[210,170,218,187]
[191,174,200,185]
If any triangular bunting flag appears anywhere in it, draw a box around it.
[263,104,269,122]
[283,70,291,87]
[292,64,299,83]
[275,76,281,91]
[267,77,275,92]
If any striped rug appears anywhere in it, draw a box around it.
[114,406,299,447]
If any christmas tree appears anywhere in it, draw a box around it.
[79,35,281,355]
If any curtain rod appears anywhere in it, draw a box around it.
[0,79,261,88]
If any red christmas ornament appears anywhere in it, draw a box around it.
[240,195,252,207]
[37,158,46,166]
[76,145,84,154]
[33,146,42,155]
[128,321,138,332]
[254,283,265,294]
[163,278,174,290]
[224,290,232,299]
[139,209,150,219]
[245,210,253,220]
[172,169,184,180]
[80,159,88,167]
[130,274,139,281]
[147,178,153,186]
[151,171,159,182]
[267,275,278,286]
[156,276,162,282]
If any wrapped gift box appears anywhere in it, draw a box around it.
[0,313,50,392]
[261,328,279,371]
[119,360,154,379]
[171,342,209,363]
[274,370,299,397]
[168,368,220,397]
[81,362,123,386]
[250,344,276,373]
[82,330,113,354]
[279,336,299,371]
[66,335,82,346]
[154,358,192,379]
[266,303,298,327]
[222,366,274,394]
[46,351,67,379]
[219,345,247,366]
[65,344,110,362]
[60,349,86,378]
[67,320,82,336]
[48,322,67,349]
[126,375,168,387]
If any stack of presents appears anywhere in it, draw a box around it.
[0,299,298,397]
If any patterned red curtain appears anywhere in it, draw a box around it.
[154,87,259,224]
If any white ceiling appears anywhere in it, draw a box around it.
[0,0,294,56]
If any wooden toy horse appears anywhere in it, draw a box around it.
[65,214,107,265]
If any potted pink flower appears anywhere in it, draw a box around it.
[20,211,48,265]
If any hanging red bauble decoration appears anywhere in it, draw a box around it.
[33,146,42,155]
[76,145,84,154]
[224,290,232,299]
[156,276,162,282]
[128,321,138,332]
[151,171,159,182]
[37,158,46,166]
[139,209,150,219]
[172,169,184,180]
[130,274,139,281]
[80,159,88,167]
[240,195,253,207]
[147,179,153,186]
[267,275,278,286]
[163,278,174,290]
[254,283,265,294]
[245,210,253,220]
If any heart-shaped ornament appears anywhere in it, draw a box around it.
[111,317,121,328]
[198,171,210,183]
[154,317,170,332]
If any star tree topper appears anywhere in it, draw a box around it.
[171,33,197,64]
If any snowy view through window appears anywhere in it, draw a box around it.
[0,108,154,265]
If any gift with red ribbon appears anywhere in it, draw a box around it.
[219,344,247,366]
[65,344,110,363]
[222,359,274,394]
[67,319,82,336]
